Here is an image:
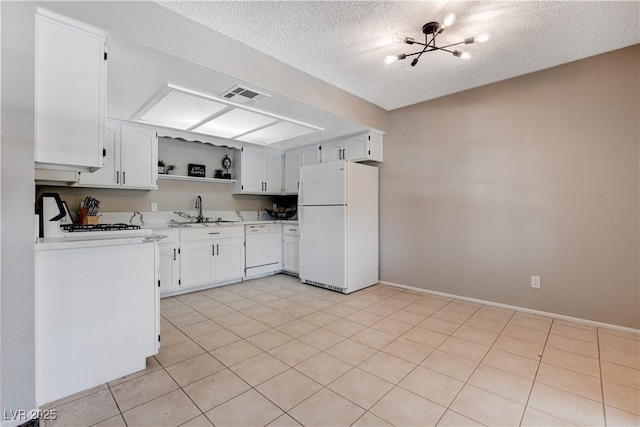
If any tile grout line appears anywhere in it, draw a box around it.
[515,315,551,427]
[104,381,122,423]
[56,278,635,427]
[598,328,608,427]
[524,317,608,426]
[433,304,516,427]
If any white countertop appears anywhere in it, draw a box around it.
[145,220,298,230]
[35,231,166,251]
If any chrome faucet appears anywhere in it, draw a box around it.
[194,195,204,223]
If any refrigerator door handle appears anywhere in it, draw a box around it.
[298,208,303,240]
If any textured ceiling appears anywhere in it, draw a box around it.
[157,1,640,111]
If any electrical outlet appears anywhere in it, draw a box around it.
[531,275,541,288]
[151,203,158,212]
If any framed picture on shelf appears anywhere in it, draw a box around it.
[188,163,206,178]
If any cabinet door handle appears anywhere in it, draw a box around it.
[208,232,220,235]
[338,149,342,160]
[217,244,219,255]
[122,171,126,184]
[212,245,215,256]
[342,149,346,159]
[116,171,119,184]
[173,248,176,260]
[265,182,267,192]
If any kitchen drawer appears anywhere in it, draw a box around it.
[180,226,244,242]
[282,224,299,236]
[152,228,179,244]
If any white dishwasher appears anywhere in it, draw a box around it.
[245,223,282,277]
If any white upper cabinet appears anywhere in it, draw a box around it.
[300,145,320,167]
[233,146,283,194]
[240,145,264,193]
[343,132,383,162]
[78,121,158,190]
[263,149,283,194]
[320,140,344,163]
[284,149,301,194]
[77,122,119,187]
[284,144,320,195]
[35,15,107,171]
[320,132,383,164]
[119,124,158,189]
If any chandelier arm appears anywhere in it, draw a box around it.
[439,41,466,49]
[426,32,438,49]
[413,45,429,63]
[429,46,458,55]
[404,48,440,58]
[408,40,430,48]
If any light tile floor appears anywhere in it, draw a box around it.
[44,274,640,426]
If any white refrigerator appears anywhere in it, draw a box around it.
[298,160,379,293]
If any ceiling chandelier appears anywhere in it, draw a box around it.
[385,13,491,66]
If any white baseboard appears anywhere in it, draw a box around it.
[378,280,640,335]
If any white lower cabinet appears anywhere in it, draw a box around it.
[180,240,215,288]
[213,238,245,282]
[35,239,158,405]
[282,224,300,274]
[155,226,244,294]
[157,229,180,293]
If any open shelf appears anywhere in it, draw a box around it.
[158,174,236,184]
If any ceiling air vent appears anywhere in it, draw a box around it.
[219,85,270,105]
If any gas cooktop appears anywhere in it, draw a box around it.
[62,223,141,232]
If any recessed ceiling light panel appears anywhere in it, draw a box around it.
[239,121,317,145]
[193,109,277,138]
[138,90,228,130]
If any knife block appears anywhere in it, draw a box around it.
[83,216,98,225]
[78,208,98,225]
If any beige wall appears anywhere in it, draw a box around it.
[380,45,640,328]
[37,179,273,213]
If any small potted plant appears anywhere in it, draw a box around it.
[214,169,223,179]
[158,160,166,174]
[166,165,176,175]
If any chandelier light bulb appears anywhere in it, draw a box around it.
[384,55,398,64]
[384,54,406,64]
[453,50,471,60]
[442,13,456,28]
[392,33,405,43]
[475,32,492,43]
